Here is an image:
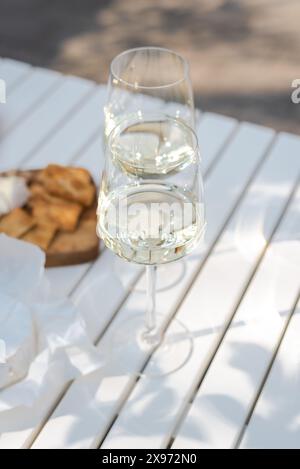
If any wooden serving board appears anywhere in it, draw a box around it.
[1,169,100,267]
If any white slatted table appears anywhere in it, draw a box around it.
[0,59,299,450]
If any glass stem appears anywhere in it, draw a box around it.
[142,265,161,347]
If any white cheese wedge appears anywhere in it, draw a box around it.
[0,176,29,216]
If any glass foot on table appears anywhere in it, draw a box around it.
[111,313,194,379]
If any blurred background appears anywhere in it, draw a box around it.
[0,0,299,134]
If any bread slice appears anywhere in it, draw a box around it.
[22,221,58,251]
[0,207,36,238]
[28,182,83,232]
[37,164,96,207]
[29,196,82,232]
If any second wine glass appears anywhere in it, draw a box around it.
[104,47,195,141]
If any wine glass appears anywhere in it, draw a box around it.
[104,47,195,142]
[97,111,206,377]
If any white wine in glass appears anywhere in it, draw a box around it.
[97,113,206,377]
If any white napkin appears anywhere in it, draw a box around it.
[0,234,103,411]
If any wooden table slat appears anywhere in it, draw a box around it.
[196,113,237,175]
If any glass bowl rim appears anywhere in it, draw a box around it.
[110,46,190,90]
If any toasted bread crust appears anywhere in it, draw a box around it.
[37,164,96,207]
[22,221,58,250]
[29,197,82,232]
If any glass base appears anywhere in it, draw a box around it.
[111,313,193,378]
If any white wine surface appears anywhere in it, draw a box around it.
[98,183,205,264]
[110,118,196,175]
